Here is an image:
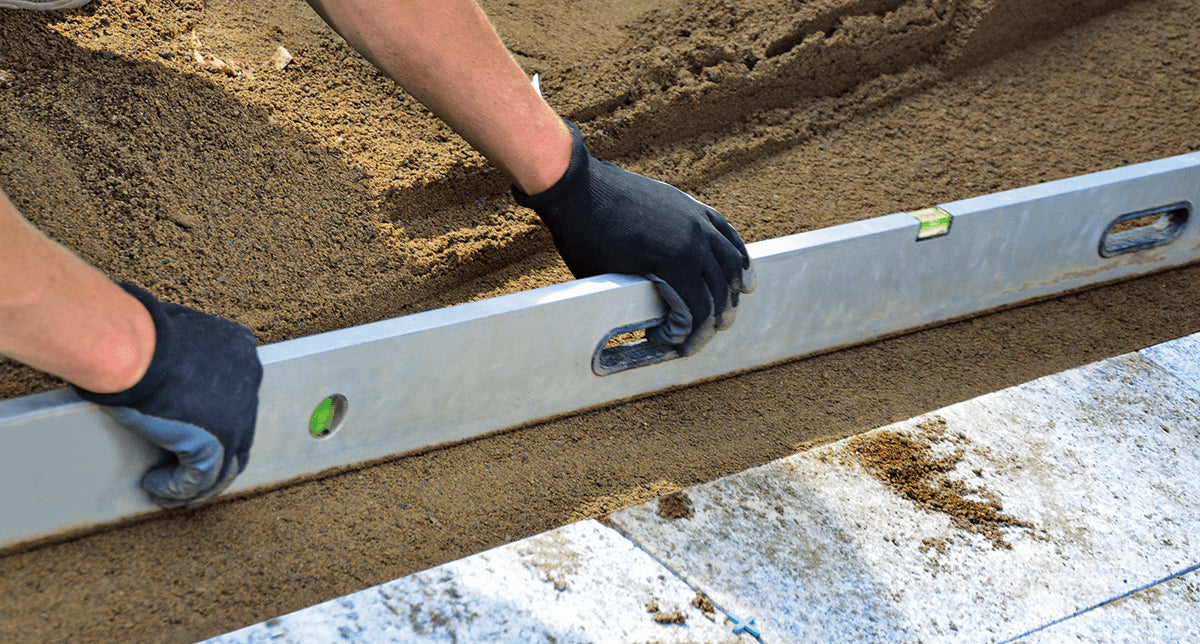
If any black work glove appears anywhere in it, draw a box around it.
[74,283,262,509]
[514,121,755,355]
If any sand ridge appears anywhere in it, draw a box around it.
[0,0,1131,398]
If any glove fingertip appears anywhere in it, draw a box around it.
[141,465,199,509]
[182,457,244,510]
[140,445,224,508]
[678,318,718,357]
[647,324,687,346]
[715,290,738,331]
[739,262,758,294]
[646,275,693,345]
[143,455,244,510]
[233,445,251,474]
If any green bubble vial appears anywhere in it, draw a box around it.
[309,396,338,439]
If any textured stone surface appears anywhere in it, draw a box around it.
[1141,331,1200,393]
[1017,569,1200,643]
[607,353,1200,643]
[203,519,742,643]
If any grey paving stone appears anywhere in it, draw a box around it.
[203,520,745,644]
[1015,568,1200,643]
[1141,331,1200,393]
[607,353,1200,643]
[205,337,1200,644]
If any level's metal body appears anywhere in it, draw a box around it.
[2,153,1198,551]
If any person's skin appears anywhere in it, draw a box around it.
[0,0,576,393]
[304,0,572,195]
[0,190,156,393]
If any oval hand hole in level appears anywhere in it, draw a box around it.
[1098,202,1190,258]
[308,394,348,440]
[592,320,682,376]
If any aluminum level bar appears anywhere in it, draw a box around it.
[2,152,1199,551]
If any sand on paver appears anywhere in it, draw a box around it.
[848,415,1033,550]
[1,0,1199,641]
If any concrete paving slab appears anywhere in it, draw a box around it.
[1014,567,1200,643]
[1141,330,1200,393]
[607,352,1200,643]
[204,336,1200,644]
[203,519,745,644]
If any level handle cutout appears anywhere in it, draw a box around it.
[1098,202,1190,258]
[592,320,682,376]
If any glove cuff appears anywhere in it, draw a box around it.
[511,120,591,219]
[72,283,175,408]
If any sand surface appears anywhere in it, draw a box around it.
[1,0,1198,640]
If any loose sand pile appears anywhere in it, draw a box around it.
[0,0,1129,396]
[1,0,1198,640]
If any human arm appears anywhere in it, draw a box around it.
[303,0,571,195]
[0,189,155,393]
[1,189,261,508]
[306,0,754,352]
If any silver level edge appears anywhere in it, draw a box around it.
[2,152,1199,550]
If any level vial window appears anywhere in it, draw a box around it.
[309,394,348,440]
[908,206,953,240]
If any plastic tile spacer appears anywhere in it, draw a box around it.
[730,614,761,638]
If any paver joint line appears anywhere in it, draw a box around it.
[996,562,1200,644]
[603,518,760,641]
[1152,367,1200,398]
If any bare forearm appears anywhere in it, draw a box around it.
[0,190,154,393]
[306,0,570,194]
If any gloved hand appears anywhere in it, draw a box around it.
[514,120,755,355]
[73,283,262,509]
